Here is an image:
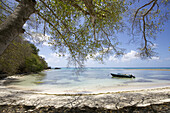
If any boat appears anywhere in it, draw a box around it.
[54,67,61,69]
[111,73,135,78]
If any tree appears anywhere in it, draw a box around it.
[0,36,48,75]
[0,0,126,67]
[36,0,126,67]
[19,43,48,73]
[0,36,32,74]
[0,0,169,67]
[129,0,169,58]
[0,0,36,55]
[29,43,39,55]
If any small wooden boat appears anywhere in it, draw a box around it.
[111,73,135,78]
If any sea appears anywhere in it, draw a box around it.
[7,67,170,94]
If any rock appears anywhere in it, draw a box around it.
[46,67,52,69]
[0,74,7,80]
[0,102,170,113]
[54,67,61,69]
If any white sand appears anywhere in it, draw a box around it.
[5,80,170,95]
[0,84,170,109]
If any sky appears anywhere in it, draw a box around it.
[36,21,170,68]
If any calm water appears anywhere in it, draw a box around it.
[8,67,170,94]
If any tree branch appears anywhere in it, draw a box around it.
[132,0,155,31]
[142,0,157,56]
[1,0,14,12]
[37,12,83,66]
[132,0,158,57]
[39,0,71,33]
[67,0,90,15]
[101,28,118,53]
[0,5,12,14]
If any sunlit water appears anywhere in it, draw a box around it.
[7,67,170,94]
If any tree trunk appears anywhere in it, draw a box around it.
[0,0,36,55]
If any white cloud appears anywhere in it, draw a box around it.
[46,53,61,66]
[25,31,52,46]
[23,23,28,28]
[50,53,69,57]
[49,53,61,58]
[24,37,32,42]
[42,42,52,46]
[108,50,161,62]
[108,55,119,62]
[103,47,113,52]
[151,56,160,60]
[108,50,139,62]
[121,50,139,62]
[86,47,114,60]
[25,32,50,44]
[45,53,69,67]
[38,54,61,67]
[43,50,163,67]
[31,33,50,42]
[47,57,60,64]
[151,43,158,49]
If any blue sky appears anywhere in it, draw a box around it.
[36,21,170,67]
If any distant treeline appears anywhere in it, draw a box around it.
[0,36,48,75]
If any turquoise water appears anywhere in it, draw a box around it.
[41,67,170,85]
[8,67,170,94]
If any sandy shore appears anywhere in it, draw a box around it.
[0,84,170,110]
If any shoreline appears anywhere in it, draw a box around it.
[0,77,170,111]
[1,73,170,95]
[0,85,169,110]
[26,86,170,96]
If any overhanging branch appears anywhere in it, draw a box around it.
[142,0,157,56]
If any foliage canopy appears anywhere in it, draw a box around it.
[0,0,169,67]
[33,0,127,67]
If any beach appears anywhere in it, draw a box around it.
[0,68,170,112]
[0,77,170,112]
[0,85,170,112]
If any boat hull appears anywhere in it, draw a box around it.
[111,73,135,78]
